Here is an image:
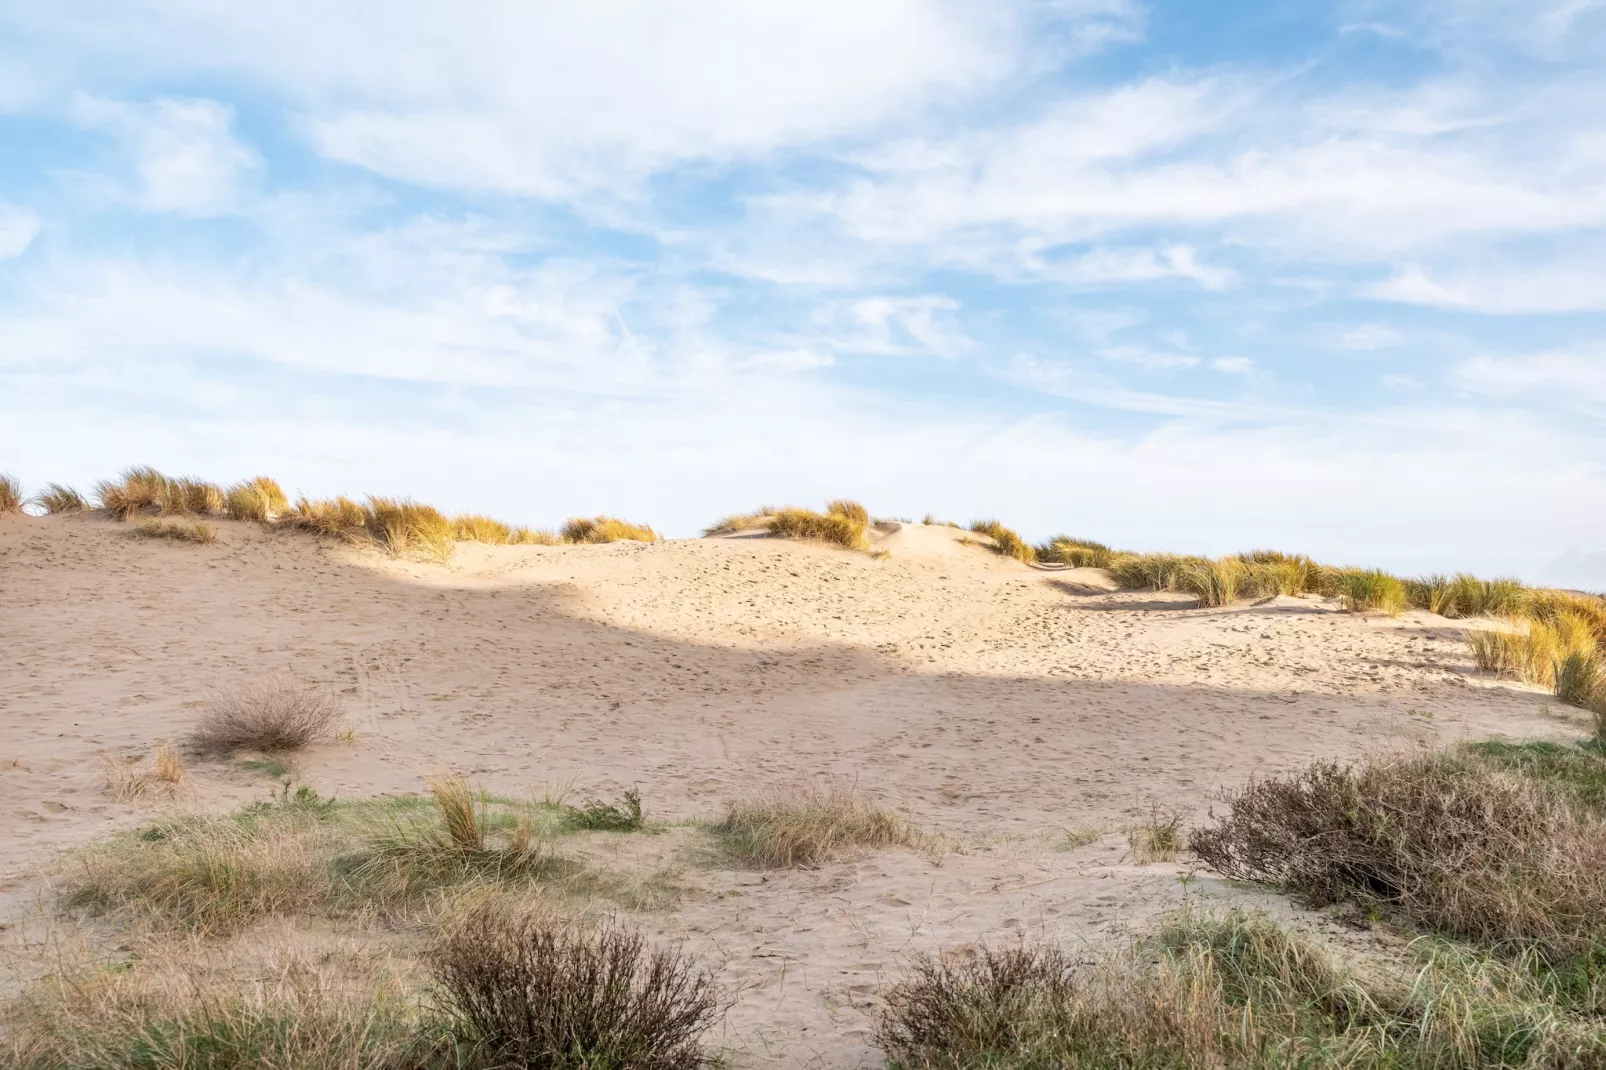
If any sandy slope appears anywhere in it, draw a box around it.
[0,514,1580,1066]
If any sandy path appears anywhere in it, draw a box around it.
[0,514,1578,1065]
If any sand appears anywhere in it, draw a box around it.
[0,513,1579,1065]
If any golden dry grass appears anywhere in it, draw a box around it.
[131,518,218,545]
[561,516,660,544]
[1035,535,1112,568]
[99,744,186,801]
[31,483,89,514]
[968,519,1035,564]
[766,507,868,550]
[713,782,913,867]
[453,514,512,544]
[508,526,560,545]
[0,472,22,513]
[224,476,288,522]
[367,497,456,562]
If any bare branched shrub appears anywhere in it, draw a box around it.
[714,782,912,867]
[427,900,724,1069]
[190,678,342,755]
[877,910,1606,1069]
[1190,752,1606,959]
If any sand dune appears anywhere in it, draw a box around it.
[0,513,1576,1064]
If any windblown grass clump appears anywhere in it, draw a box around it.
[95,468,228,520]
[1179,556,1247,608]
[99,745,185,801]
[427,899,723,1070]
[703,508,776,536]
[0,472,23,513]
[224,476,288,522]
[31,483,88,514]
[876,909,1606,1069]
[368,497,456,562]
[713,783,913,868]
[825,499,869,525]
[509,526,561,545]
[1468,610,1606,718]
[280,495,371,539]
[131,518,218,544]
[190,678,343,755]
[1035,535,1113,568]
[969,519,1035,564]
[562,789,646,833]
[561,516,660,544]
[1107,551,1205,592]
[453,514,512,544]
[766,506,869,550]
[1337,568,1408,615]
[1190,750,1606,959]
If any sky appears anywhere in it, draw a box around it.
[1,0,1604,585]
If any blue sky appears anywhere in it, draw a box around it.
[2,0,1604,584]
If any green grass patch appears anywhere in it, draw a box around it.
[1466,739,1606,812]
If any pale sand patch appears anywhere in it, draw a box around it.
[0,513,1579,1066]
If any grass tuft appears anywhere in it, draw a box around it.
[427,898,723,1070]
[99,744,185,801]
[825,498,870,525]
[224,476,288,522]
[561,516,660,544]
[969,520,1036,564]
[713,783,913,867]
[1035,535,1112,568]
[131,518,217,544]
[454,514,512,544]
[509,526,560,545]
[31,483,89,514]
[1128,805,1184,863]
[0,472,20,513]
[563,789,646,833]
[1337,568,1408,615]
[190,677,343,755]
[766,506,869,550]
[368,497,456,562]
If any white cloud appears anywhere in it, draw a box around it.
[5,1,1053,196]
[1099,346,1200,371]
[0,204,40,259]
[1458,351,1606,402]
[70,96,258,215]
[1370,261,1606,313]
[1211,356,1254,374]
[1340,323,1404,350]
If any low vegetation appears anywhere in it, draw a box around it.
[561,789,646,833]
[95,468,228,520]
[428,899,723,1070]
[224,475,288,522]
[453,513,512,544]
[876,909,1606,1069]
[1469,602,1606,721]
[712,783,913,867]
[131,518,217,544]
[0,472,20,513]
[767,505,869,550]
[189,678,344,755]
[969,519,1035,564]
[1190,747,1606,960]
[99,745,185,801]
[31,483,88,514]
[1034,535,1112,568]
[560,516,660,544]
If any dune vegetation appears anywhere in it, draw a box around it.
[706,500,871,550]
[1,472,24,513]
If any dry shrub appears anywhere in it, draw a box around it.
[969,519,1035,564]
[190,677,342,755]
[100,744,185,801]
[509,526,560,545]
[1035,535,1112,568]
[561,516,660,544]
[1337,568,1408,615]
[766,507,868,550]
[2,947,423,1070]
[876,910,1606,1069]
[224,476,288,522]
[1190,751,1606,959]
[454,514,512,544]
[131,518,217,544]
[32,483,88,514]
[427,899,723,1070]
[714,782,912,867]
[825,498,870,525]
[0,472,20,513]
